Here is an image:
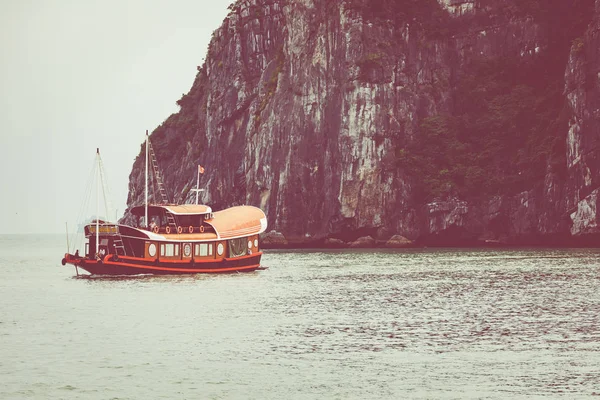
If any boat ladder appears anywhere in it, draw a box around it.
[166,212,177,230]
[112,229,127,256]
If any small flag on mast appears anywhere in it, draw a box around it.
[198,165,205,174]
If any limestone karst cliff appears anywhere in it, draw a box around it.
[124,0,600,246]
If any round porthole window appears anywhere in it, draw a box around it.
[183,243,192,257]
[217,243,224,256]
[254,239,258,248]
[248,240,253,249]
[148,243,157,257]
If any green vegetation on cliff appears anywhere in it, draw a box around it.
[399,56,569,200]
[388,0,595,202]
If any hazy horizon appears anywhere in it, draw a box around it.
[1,0,232,235]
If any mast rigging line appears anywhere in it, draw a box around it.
[97,152,115,222]
[69,156,97,253]
[68,150,116,254]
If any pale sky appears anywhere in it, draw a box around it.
[0,0,232,234]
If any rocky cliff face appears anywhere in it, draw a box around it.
[124,0,600,246]
[566,0,600,240]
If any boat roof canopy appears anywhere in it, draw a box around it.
[130,204,213,216]
[206,205,268,239]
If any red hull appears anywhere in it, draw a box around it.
[63,252,263,275]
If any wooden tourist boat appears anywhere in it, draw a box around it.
[61,135,267,275]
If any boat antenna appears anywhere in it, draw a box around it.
[96,148,100,259]
[145,130,148,229]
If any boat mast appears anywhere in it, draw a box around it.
[145,130,148,228]
[96,148,100,257]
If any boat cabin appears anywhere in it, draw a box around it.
[80,204,266,266]
[130,204,213,234]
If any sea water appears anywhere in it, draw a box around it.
[1,234,599,399]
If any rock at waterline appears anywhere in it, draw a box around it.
[349,236,376,248]
[261,230,288,247]
[324,238,346,248]
[385,235,413,248]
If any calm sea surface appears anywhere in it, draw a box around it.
[1,234,599,399]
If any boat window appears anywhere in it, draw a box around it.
[165,243,175,257]
[208,243,213,256]
[194,244,200,256]
[198,243,209,256]
[175,244,179,256]
[160,244,165,256]
[229,238,246,257]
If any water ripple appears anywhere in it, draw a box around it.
[1,237,599,399]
